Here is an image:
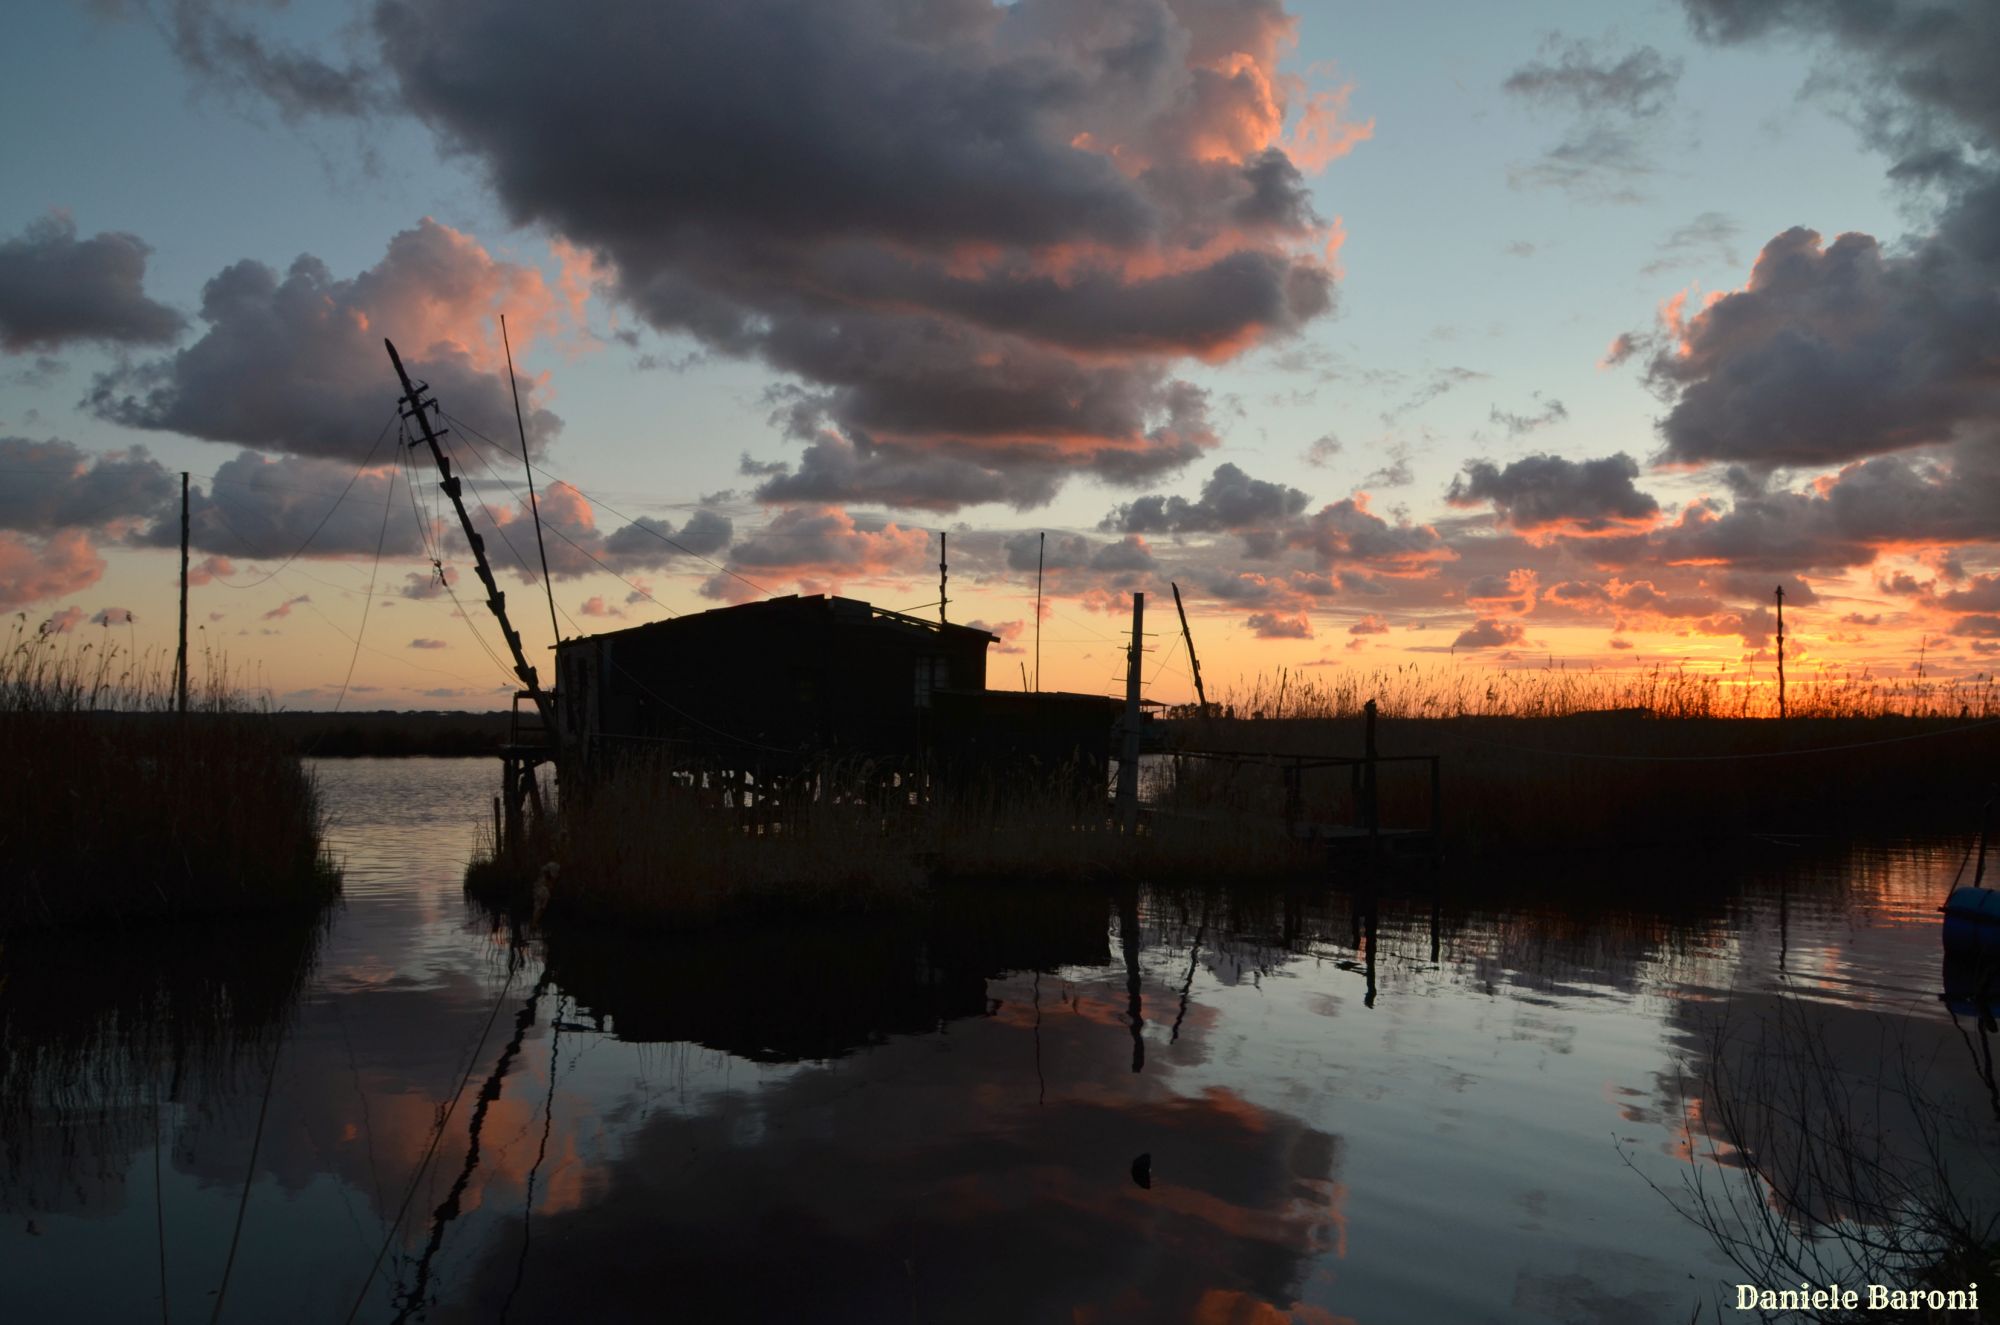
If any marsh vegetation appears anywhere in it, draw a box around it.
[0,620,339,929]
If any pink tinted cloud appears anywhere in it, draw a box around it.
[39,605,85,634]
[185,555,236,586]
[711,506,931,597]
[0,529,106,609]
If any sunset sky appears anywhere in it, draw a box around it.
[2,0,1995,709]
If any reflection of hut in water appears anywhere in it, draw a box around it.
[539,885,1111,1062]
[553,594,1123,793]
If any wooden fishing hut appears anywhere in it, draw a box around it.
[557,595,988,768]
[553,595,1123,812]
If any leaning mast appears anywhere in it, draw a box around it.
[384,338,555,732]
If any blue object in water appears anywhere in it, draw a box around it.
[1943,885,2000,958]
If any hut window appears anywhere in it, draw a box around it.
[914,655,945,708]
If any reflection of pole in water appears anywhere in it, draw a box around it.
[1364,902,1378,1010]
[1119,888,1145,1073]
[1032,972,1046,1107]
[500,996,566,1325]
[1429,866,1441,967]
[393,971,552,1325]
[1778,874,1789,974]
[1170,908,1208,1044]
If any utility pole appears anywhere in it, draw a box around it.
[1116,591,1145,832]
[939,532,948,626]
[1170,581,1207,716]
[1034,531,1044,693]
[176,471,189,715]
[385,339,553,732]
[1775,585,1786,720]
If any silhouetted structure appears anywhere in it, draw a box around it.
[557,595,991,768]
[554,594,1122,793]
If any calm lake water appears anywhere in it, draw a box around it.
[3,757,1994,1323]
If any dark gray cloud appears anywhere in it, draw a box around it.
[1245,610,1312,638]
[1447,452,1660,533]
[1381,366,1486,423]
[87,219,560,464]
[602,509,734,563]
[1088,535,1155,573]
[1286,498,1452,573]
[161,0,384,119]
[1642,211,1739,275]
[1361,444,1414,489]
[1301,433,1342,467]
[1648,222,2000,469]
[363,0,1347,510]
[134,452,425,560]
[1453,617,1525,649]
[1578,442,2000,574]
[1503,38,1681,116]
[1503,37,1683,199]
[1101,462,1309,534]
[1680,0,2000,179]
[1715,569,1818,607]
[1488,394,1569,438]
[1652,0,2000,472]
[0,436,176,532]
[753,431,1065,513]
[0,215,185,353]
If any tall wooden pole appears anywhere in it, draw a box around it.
[501,314,562,653]
[1116,592,1145,831]
[176,471,189,715]
[1170,582,1207,716]
[1034,532,1044,693]
[1362,698,1379,853]
[1775,585,1786,720]
[938,532,948,626]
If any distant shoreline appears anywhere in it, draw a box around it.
[267,710,511,758]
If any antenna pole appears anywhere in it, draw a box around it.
[384,338,553,731]
[1116,591,1145,832]
[939,532,948,626]
[176,471,189,715]
[502,314,562,651]
[1170,581,1207,716]
[1775,585,1786,720]
[1034,532,1044,693]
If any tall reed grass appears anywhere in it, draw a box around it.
[1216,660,2000,721]
[0,619,340,929]
[1175,664,2000,852]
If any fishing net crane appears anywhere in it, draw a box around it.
[386,338,557,852]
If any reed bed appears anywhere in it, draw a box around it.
[488,659,2000,927]
[540,760,925,929]
[508,755,1312,930]
[0,619,340,929]
[1216,660,2000,721]
[1170,664,2000,852]
[0,905,330,1211]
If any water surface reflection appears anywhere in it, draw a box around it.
[1,760,1992,1323]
